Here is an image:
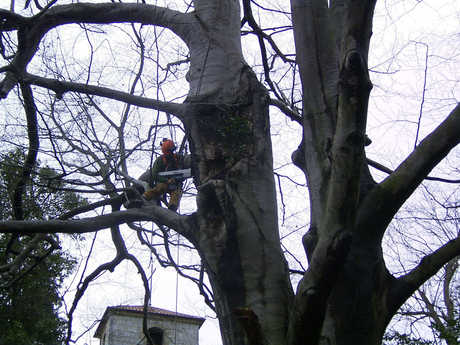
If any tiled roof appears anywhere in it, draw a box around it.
[110,305,205,321]
[94,305,206,338]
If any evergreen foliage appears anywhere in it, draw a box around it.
[384,331,434,345]
[0,149,86,345]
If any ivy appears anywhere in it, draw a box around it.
[216,112,252,157]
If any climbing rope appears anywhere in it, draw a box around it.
[174,232,180,344]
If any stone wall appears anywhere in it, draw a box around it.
[99,310,201,345]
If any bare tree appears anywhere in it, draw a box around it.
[385,188,459,345]
[0,1,459,345]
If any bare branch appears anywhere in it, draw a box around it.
[390,236,460,315]
[23,73,186,119]
[269,98,302,123]
[0,8,28,30]
[367,158,460,184]
[12,82,39,220]
[0,3,194,98]
[0,205,193,237]
[66,226,128,344]
[57,196,124,220]
[361,103,460,231]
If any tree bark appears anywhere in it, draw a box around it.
[185,74,294,343]
[178,2,293,344]
[289,1,460,345]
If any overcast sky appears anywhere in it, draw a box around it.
[0,1,459,345]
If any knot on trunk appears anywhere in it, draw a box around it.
[340,49,373,94]
[328,230,353,262]
[292,140,305,171]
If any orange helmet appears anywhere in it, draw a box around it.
[161,139,176,154]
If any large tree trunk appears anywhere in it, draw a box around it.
[288,1,387,345]
[319,235,393,345]
[186,70,293,345]
[181,1,293,344]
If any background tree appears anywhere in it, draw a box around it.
[383,257,459,345]
[384,188,459,345]
[0,149,84,345]
[0,1,458,345]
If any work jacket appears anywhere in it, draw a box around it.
[151,153,181,185]
[138,153,190,190]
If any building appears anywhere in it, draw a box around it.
[94,305,206,345]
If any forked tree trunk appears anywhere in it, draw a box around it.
[288,1,392,345]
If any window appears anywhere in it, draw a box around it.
[147,327,163,345]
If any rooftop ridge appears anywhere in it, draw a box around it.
[110,304,206,321]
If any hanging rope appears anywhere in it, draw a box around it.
[148,222,155,306]
[174,232,180,345]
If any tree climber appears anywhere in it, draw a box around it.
[125,138,191,211]
[141,138,185,211]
